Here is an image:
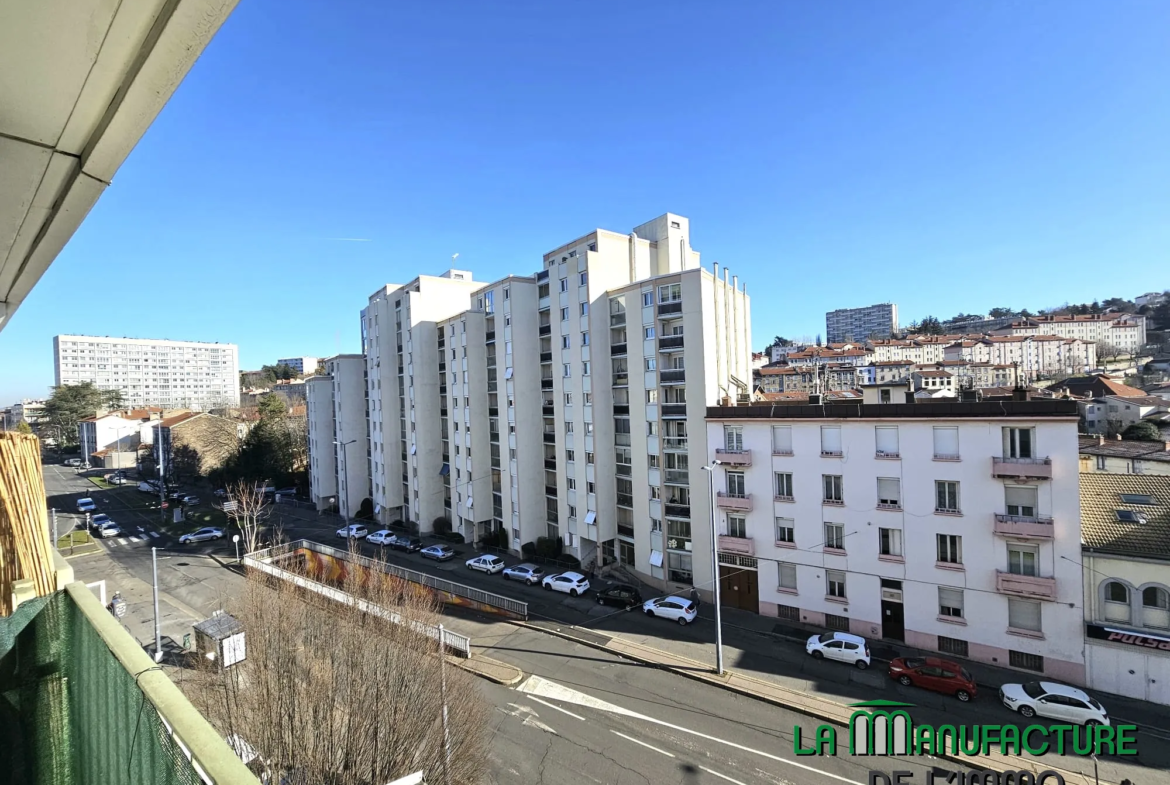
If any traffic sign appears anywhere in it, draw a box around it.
[222,501,238,513]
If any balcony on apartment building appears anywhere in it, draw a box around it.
[542,403,555,416]
[543,431,556,444]
[663,436,688,451]
[658,300,683,316]
[611,343,628,356]
[716,492,753,512]
[658,335,685,352]
[993,513,1055,539]
[665,501,691,517]
[660,369,686,385]
[664,469,689,485]
[540,351,553,363]
[995,571,1057,601]
[539,324,551,336]
[662,403,688,418]
[714,449,752,466]
[718,535,755,557]
[992,456,1053,479]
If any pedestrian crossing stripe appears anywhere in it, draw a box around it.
[117,539,128,545]
[129,536,141,543]
[147,531,160,538]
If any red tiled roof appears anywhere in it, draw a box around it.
[158,412,203,428]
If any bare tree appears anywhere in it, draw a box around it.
[224,479,270,555]
[1096,341,1123,364]
[187,548,488,784]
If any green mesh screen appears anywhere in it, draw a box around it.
[0,592,206,785]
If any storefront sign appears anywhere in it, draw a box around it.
[1087,623,1170,652]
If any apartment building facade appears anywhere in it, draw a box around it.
[53,335,239,409]
[825,303,898,343]
[705,399,1086,683]
[305,355,369,519]
[993,314,1147,354]
[276,356,319,375]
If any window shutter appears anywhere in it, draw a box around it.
[1005,486,1038,509]
[875,426,899,455]
[772,426,792,453]
[1008,598,1042,631]
[779,563,797,589]
[821,426,842,454]
[877,478,900,504]
[939,587,964,610]
[933,427,959,457]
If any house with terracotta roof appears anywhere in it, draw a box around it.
[153,412,244,479]
[1054,374,1147,400]
[1079,435,1170,476]
[994,313,1147,354]
[1080,394,1170,437]
[1079,472,1170,703]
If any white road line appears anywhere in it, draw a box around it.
[129,536,142,543]
[611,730,675,758]
[528,696,585,721]
[117,539,128,546]
[147,531,160,538]
[700,766,749,785]
[106,540,118,547]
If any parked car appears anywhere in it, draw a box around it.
[466,554,505,574]
[76,498,96,513]
[541,571,590,596]
[181,495,201,506]
[642,596,698,625]
[274,488,297,498]
[96,522,122,538]
[420,544,455,561]
[138,481,159,493]
[502,563,545,585]
[179,527,225,544]
[1000,682,1109,725]
[89,513,111,530]
[596,584,643,609]
[388,534,423,553]
[64,458,83,467]
[336,524,369,540]
[213,488,227,498]
[888,657,977,702]
[806,632,871,669]
[366,530,394,546]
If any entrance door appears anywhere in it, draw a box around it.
[719,565,759,614]
[881,600,905,642]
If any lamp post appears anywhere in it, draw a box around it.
[153,546,163,663]
[699,461,725,676]
[334,439,357,522]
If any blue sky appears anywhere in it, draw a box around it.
[3,0,1168,403]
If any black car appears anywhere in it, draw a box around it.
[595,584,643,609]
[388,535,423,553]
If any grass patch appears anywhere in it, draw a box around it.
[88,477,116,490]
[56,530,94,547]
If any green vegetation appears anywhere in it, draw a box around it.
[39,382,124,448]
[1122,421,1164,442]
[16,420,33,434]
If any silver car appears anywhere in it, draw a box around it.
[179,527,224,544]
[502,563,545,585]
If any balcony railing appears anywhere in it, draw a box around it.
[541,379,554,389]
[658,301,683,315]
[540,352,553,363]
[545,459,557,470]
[539,324,551,336]
[660,369,686,384]
[665,503,690,517]
[992,457,1053,480]
[614,404,630,415]
[612,373,629,387]
[485,331,496,342]
[716,492,753,512]
[715,448,752,466]
[618,523,635,538]
[718,535,755,556]
[611,343,627,356]
[662,403,687,418]
[610,313,626,327]
[996,571,1057,601]
[543,432,556,444]
[993,514,1055,539]
[658,335,685,351]
[663,437,689,451]
[664,469,689,485]
[542,404,555,415]
[876,450,900,459]
[617,494,634,508]
[546,485,558,497]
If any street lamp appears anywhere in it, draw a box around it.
[699,460,725,676]
[334,439,357,522]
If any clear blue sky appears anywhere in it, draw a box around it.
[3,0,1168,403]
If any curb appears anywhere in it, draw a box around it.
[507,619,1104,785]
[455,654,524,686]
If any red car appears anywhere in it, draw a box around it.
[888,656,977,702]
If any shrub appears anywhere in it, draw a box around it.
[432,516,452,535]
[521,541,537,557]
[356,498,375,521]
[496,528,509,550]
[535,536,563,560]
[556,553,581,569]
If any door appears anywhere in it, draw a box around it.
[916,666,946,692]
[719,565,759,614]
[1038,695,1073,721]
[822,641,846,662]
[882,600,905,641]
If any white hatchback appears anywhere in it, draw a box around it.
[366,530,394,546]
[541,571,590,596]
[336,524,369,540]
[1000,681,1110,726]
[806,631,871,669]
[466,554,505,574]
[642,596,698,625]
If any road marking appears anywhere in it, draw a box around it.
[611,730,675,758]
[106,540,118,547]
[528,696,585,721]
[147,531,160,538]
[519,675,862,785]
[700,766,749,785]
[129,536,142,543]
[117,539,128,546]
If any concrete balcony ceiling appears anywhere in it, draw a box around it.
[0,0,239,332]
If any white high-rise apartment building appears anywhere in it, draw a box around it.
[54,335,239,409]
[276,356,319,375]
[310,213,751,592]
[705,397,1086,683]
[993,314,1147,355]
[305,355,369,519]
[825,303,898,343]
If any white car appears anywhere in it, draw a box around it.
[642,596,698,625]
[76,497,96,513]
[89,513,111,530]
[806,631,871,669]
[420,544,455,561]
[502,563,545,585]
[97,522,122,538]
[466,554,505,574]
[64,458,83,467]
[541,571,590,596]
[1000,682,1109,726]
[179,527,225,544]
[366,530,394,546]
[336,524,369,540]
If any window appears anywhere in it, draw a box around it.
[823,474,843,504]
[559,278,569,292]
[879,528,903,557]
[937,534,962,564]
[1007,544,1038,576]
[875,426,899,457]
[1008,598,1042,632]
[581,332,590,346]
[658,283,681,303]
[727,515,747,538]
[583,392,592,404]
[939,588,964,619]
[586,452,594,464]
[645,358,657,371]
[584,422,593,435]
[1120,494,1156,505]
[936,481,960,513]
[779,563,798,591]
[564,392,573,405]
[644,327,656,339]
[582,362,590,376]
[820,425,842,456]
[1104,581,1131,623]
[1005,486,1038,518]
[1096,455,1107,470]
[1009,651,1044,673]
[1143,587,1170,629]
[877,478,900,508]
[646,389,658,403]
[565,421,574,433]
[646,421,658,436]
[724,426,743,451]
[726,471,746,497]
[560,307,569,321]
[933,426,959,460]
[824,522,845,550]
[937,636,969,657]
[563,364,571,377]
[774,472,793,499]
[772,425,793,454]
[579,272,588,286]
[1116,510,1145,523]
[565,449,575,462]
[642,292,653,307]
[647,454,658,468]
[562,336,570,349]
[1003,427,1034,459]
[580,302,589,316]
[775,517,795,544]
[567,504,576,517]
[503,287,510,300]
[649,486,660,500]
[826,570,846,598]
